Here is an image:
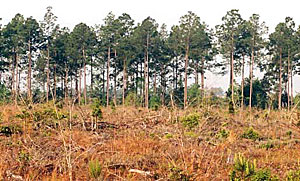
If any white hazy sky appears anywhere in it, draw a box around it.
[1,0,300,94]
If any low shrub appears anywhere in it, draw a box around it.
[180,113,200,129]
[88,159,102,180]
[241,127,261,141]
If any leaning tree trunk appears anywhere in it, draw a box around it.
[184,42,189,109]
[279,47,282,110]
[27,41,32,102]
[106,47,110,107]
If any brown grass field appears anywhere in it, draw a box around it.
[0,103,300,180]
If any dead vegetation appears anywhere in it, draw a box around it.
[0,103,299,180]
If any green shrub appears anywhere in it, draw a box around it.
[241,127,261,141]
[229,153,256,180]
[125,92,142,107]
[259,141,275,150]
[229,100,235,114]
[88,159,102,179]
[216,129,230,139]
[149,95,161,111]
[229,153,278,181]
[180,113,200,129]
[164,133,173,139]
[0,124,22,136]
[168,164,190,181]
[91,100,103,120]
[286,130,292,139]
[286,168,300,181]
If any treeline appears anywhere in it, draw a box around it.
[0,7,299,110]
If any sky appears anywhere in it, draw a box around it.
[1,0,300,94]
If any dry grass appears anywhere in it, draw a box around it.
[0,103,299,180]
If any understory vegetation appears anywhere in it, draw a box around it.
[0,101,299,180]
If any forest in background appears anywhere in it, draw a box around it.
[0,7,300,111]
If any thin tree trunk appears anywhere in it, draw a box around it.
[106,47,110,107]
[54,63,57,100]
[153,73,157,95]
[250,43,254,111]
[46,45,50,103]
[230,34,234,107]
[78,69,82,104]
[291,60,294,106]
[122,57,127,106]
[201,56,205,98]
[161,65,165,105]
[184,43,189,109]
[82,48,87,105]
[144,34,149,109]
[11,54,15,103]
[102,69,105,101]
[279,47,282,110]
[113,49,117,106]
[175,58,178,90]
[90,57,93,93]
[241,54,245,110]
[15,53,19,105]
[195,60,199,85]
[27,41,32,101]
[65,67,68,101]
[287,49,290,111]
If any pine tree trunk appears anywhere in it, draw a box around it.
[230,34,234,107]
[161,65,165,105]
[65,67,68,101]
[201,56,205,98]
[250,43,254,111]
[102,69,105,100]
[113,49,117,106]
[279,47,282,110]
[195,60,198,85]
[15,53,19,105]
[153,73,157,95]
[184,43,189,109]
[175,58,178,90]
[91,57,93,93]
[78,69,82,104]
[27,41,32,101]
[54,63,57,100]
[46,45,50,103]
[83,48,87,105]
[122,57,127,106]
[241,54,245,110]
[11,54,15,103]
[106,47,110,107]
[144,34,149,109]
[291,61,294,106]
[287,49,290,111]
